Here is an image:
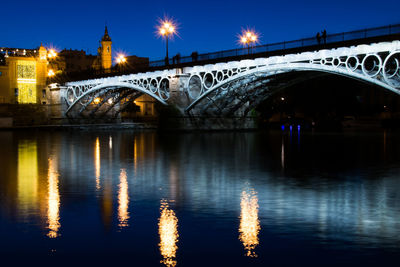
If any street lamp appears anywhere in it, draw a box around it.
[116,54,127,71]
[116,54,127,64]
[158,18,177,65]
[47,49,57,59]
[48,69,55,77]
[239,30,258,54]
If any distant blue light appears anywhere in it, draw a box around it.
[290,125,293,131]
[298,125,301,131]
[281,125,285,131]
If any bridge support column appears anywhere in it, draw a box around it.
[167,74,191,113]
[158,73,258,130]
[44,84,68,125]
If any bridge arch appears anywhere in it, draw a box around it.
[64,81,169,116]
[185,63,400,116]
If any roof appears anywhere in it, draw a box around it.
[101,26,112,42]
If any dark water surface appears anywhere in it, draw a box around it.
[1,129,400,266]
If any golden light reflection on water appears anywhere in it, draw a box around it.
[281,136,285,169]
[47,157,60,238]
[17,140,38,215]
[118,169,129,228]
[158,200,179,267]
[95,137,101,190]
[239,189,260,257]
[133,136,138,173]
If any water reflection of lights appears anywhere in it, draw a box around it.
[133,136,138,172]
[17,140,38,216]
[281,136,285,169]
[47,157,60,238]
[95,137,101,190]
[158,200,179,267]
[239,189,260,257]
[118,169,129,228]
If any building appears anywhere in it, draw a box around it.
[98,26,112,70]
[125,55,149,71]
[56,49,95,73]
[49,26,113,74]
[0,27,114,105]
[0,45,48,104]
[0,26,156,121]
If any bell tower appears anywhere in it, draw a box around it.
[100,26,112,70]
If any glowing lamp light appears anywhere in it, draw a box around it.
[116,54,127,64]
[157,17,179,64]
[47,49,57,59]
[47,69,55,77]
[93,97,101,105]
[158,19,177,38]
[238,29,259,53]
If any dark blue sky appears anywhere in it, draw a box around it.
[3,0,399,61]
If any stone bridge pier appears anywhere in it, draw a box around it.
[165,72,258,130]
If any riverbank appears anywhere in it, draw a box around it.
[0,122,158,131]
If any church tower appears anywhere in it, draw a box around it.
[100,26,112,70]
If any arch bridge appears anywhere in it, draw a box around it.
[62,25,400,121]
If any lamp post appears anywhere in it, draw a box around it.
[240,30,258,54]
[48,69,55,77]
[158,19,176,65]
[47,49,57,59]
[116,54,127,71]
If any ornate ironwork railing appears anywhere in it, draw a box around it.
[150,24,400,67]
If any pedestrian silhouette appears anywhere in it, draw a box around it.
[191,51,198,62]
[322,29,327,44]
[316,32,321,45]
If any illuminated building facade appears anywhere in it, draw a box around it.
[98,26,112,70]
[0,27,156,121]
[0,27,114,105]
[0,45,48,104]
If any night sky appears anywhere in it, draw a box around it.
[3,0,399,61]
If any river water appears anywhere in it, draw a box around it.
[0,129,399,266]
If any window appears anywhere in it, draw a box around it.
[0,71,2,76]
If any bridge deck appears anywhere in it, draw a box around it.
[152,24,400,68]
[56,24,400,82]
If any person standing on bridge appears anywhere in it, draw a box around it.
[175,53,181,64]
[191,51,198,62]
[316,32,321,45]
[322,29,327,44]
